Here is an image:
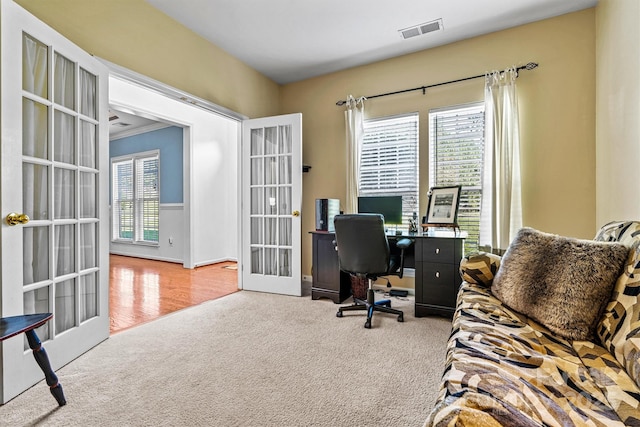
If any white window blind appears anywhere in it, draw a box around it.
[112,151,159,244]
[113,160,133,240]
[136,156,159,242]
[429,103,485,252]
[360,113,419,227]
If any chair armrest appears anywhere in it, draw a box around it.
[459,252,501,287]
[390,238,413,279]
[395,238,413,250]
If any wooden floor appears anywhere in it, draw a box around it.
[109,255,239,334]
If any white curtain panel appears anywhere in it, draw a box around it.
[22,38,98,331]
[344,95,365,214]
[22,35,49,315]
[480,68,523,254]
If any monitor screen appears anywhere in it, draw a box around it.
[357,196,403,225]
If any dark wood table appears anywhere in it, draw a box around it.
[0,313,66,406]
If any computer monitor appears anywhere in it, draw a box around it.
[357,196,403,225]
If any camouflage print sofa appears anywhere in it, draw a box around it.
[425,221,640,427]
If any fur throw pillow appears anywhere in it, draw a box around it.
[491,227,629,341]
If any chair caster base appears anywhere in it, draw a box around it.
[398,314,404,322]
[336,311,343,318]
[364,319,371,329]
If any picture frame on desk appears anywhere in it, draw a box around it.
[424,185,461,227]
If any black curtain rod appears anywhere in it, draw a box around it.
[336,62,539,106]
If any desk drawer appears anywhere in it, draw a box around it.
[419,239,456,263]
[420,263,458,307]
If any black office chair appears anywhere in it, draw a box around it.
[333,214,413,328]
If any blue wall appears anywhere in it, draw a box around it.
[110,126,183,203]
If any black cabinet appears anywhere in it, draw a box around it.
[415,236,464,317]
[310,232,351,303]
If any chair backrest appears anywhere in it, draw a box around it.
[333,214,390,276]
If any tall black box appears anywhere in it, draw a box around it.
[315,199,340,232]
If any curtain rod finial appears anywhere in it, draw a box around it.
[336,100,346,106]
[525,62,538,70]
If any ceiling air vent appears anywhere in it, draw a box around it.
[399,19,443,40]
[109,114,119,121]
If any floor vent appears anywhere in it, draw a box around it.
[399,19,443,40]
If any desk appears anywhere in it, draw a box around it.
[310,230,464,316]
[0,313,66,406]
[310,231,351,303]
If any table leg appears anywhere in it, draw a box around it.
[25,329,66,406]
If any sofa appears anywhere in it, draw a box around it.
[425,221,640,427]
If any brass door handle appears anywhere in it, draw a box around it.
[6,212,30,226]
[292,210,300,217]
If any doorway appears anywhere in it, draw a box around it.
[106,76,242,332]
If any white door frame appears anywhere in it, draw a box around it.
[102,61,246,269]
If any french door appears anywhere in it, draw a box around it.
[0,1,109,403]
[241,114,302,296]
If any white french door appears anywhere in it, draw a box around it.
[241,114,302,296]
[0,1,109,403]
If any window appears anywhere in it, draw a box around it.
[429,103,485,253]
[112,150,159,244]
[359,113,419,228]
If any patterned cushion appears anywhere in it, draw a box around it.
[573,340,640,425]
[425,282,640,427]
[594,221,640,390]
[459,252,501,287]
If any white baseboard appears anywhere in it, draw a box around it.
[109,251,182,264]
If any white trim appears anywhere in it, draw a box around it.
[236,124,244,289]
[194,257,238,268]
[109,251,183,264]
[364,111,419,124]
[111,150,161,244]
[160,203,184,209]
[97,57,248,122]
[429,101,484,115]
[110,122,172,141]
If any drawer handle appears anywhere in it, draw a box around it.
[435,248,440,254]
[435,271,440,278]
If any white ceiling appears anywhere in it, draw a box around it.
[145,0,597,85]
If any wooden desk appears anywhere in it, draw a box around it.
[310,231,351,303]
[414,234,465,317]
[0,313,66,406]
[310,230,465,317]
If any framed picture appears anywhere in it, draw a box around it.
[425,185,461,225]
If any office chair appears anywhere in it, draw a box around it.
[333,214,412,328]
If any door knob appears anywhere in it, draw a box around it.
[6,212,30,226]
[292,210,300,217]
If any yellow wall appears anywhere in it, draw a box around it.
[16,1,598,289]
[595,0,640,226]
[281,9,596,283]
[16,0,281,119]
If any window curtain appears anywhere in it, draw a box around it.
[480,68,523,254]
[344,95,365,213]
[22,35,49,315]
[53,54,81,333]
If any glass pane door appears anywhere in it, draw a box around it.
[250,125,293,277]
[21,31,100,341]
[1,0,109,404]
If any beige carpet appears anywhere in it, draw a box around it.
[2,290,452,426]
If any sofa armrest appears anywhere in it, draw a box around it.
[459,252,501,287]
